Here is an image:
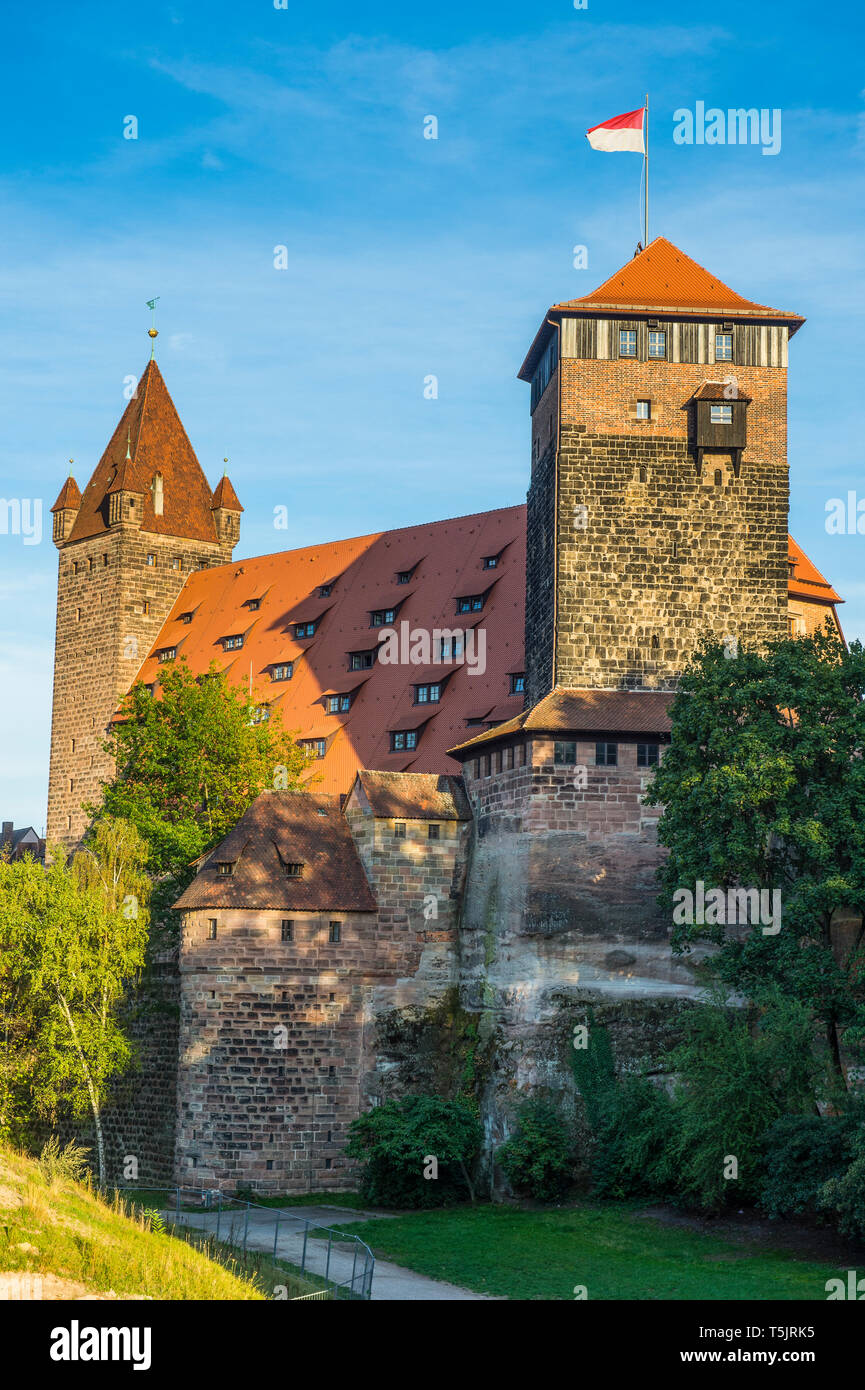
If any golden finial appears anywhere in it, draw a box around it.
[223,457,229,475]
[146,297,160,358]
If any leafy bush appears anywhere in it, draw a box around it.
[760,1113,854,1220]
[571,1023,676,1200]
[345,1095,481,1208]
[669,992,821,1210]
[38,1136,92,1186]
[496,1101,573,1202]
[818,1124,865,1239]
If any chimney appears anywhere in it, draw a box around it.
[1,822,13,845]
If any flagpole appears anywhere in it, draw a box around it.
[644,93,649,247]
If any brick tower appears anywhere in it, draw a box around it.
[47,353,243,848]
[519,237,803,705]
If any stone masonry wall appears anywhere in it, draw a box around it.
[47,527,233,848]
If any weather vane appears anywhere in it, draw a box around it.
[146,297,160,357]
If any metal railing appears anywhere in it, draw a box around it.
[112,1186,375,1300]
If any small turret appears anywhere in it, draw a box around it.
[50,473,81,547]
[211,468,243,547]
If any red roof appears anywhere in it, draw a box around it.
[135,506,527,794]
[50,476,81,512]
[173,790,375,912]
[519,237,804,380]
[211,475,243,512]
[132,505,840,793]
[788,534,843,605]
[556,237,802,321]
[68,361,221,543]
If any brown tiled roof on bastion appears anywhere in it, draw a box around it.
[351,770,471,821]
[449,688,674,756]
[173,790,376,913]
[67,360,220,544]
[211,475,243,511]
[788,535,843,605]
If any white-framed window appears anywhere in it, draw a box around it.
[715,332,733,361]
[271,663,293,681]
[710,404,733,424]
[648,330,666,359]
[636,400,651,421]
[619,329,637,357]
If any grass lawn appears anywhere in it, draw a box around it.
[0,1147,270,1299]
[340,1202,846,1300]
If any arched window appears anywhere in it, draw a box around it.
[714,469,722,487]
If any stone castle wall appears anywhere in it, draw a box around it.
[47,528,232,848]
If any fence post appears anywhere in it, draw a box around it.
[350,1244,358,1296]
[325,1233,332,1288]
[273,1209,280,1260]
[243,1204,250,1258]
[216,1193,221,1244]
[301,1222,309,1275]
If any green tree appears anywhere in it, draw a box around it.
[92,658,312,920]
[0,820,149,1183]
[345,1095,482,1207]
[646,627,865,1085]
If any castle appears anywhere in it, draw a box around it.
[47,238,844,1190]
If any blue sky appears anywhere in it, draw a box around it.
[1,0,864,829]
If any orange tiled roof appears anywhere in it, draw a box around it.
[788,534,843,605]
[211,475,243,512]
[449,688,675,756]
[68,361,221,544]
[173,790,375,912]
[134,506,528,794]
[50,476,81,512]
[555,237,803,321]
[131,505,839,793]
[519,237,804,381]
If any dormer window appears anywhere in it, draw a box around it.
[216,862,234,877]
[223,634,244,651]
[481,554,499,570]
[283,862,304,878]
[319,583,333,598]
[390,730,419,751]
[294,621,316,639]
[246,598,261,611]
[151,473,164,516]
[271,663,293,681]
[301,739,327,759]
[456,595,485,614]
[350,650,377,670]
[710,404,732,424]
[327,694,352,713]
[179,612,193,624]
[414,683,441,704]
[158,647,177,663]
[370,608,396,627]
[510,673,525,694]
[251,704,270,724]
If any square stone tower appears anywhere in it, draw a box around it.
[519,237,803,705]
[47,355,243,848]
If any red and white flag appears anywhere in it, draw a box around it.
[586,107,645,153]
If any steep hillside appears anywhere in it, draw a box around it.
[0,1146,264,1300]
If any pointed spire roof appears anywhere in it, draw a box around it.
[68,360,221,543]
[520,237,804,380]
[50,475,81,513]
[211,475,243,512]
